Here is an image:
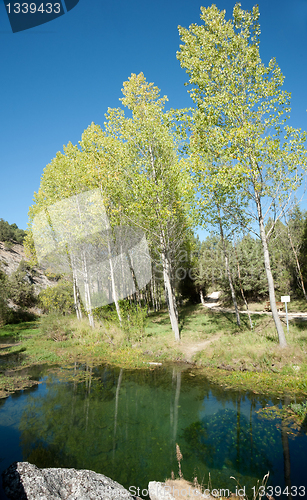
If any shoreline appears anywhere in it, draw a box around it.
[1,304,307,399]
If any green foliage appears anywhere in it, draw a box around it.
[27,73,195,336]
[17,259,36,274]
[233,235,268,299]
[119,300,148,342]
[94,299,147,343]
[39,313,72,341]
[0,268,8,286]
[178,3,307,346]
[182,409,272,475]
[102,72,195,269]
[8,268,36,308]
[195,235,226,293]
[4,241,14,251]
[0,268,10,326]
[38,279,74,315]
[289,401,307,418]
[0,218,26,243]
[267,221,291,295]
[299,213,307,286]
[0,261,40,326]
[177,3,307,201]
[174,233,201,304]
[285,207,306,296]
[192,224,307,301]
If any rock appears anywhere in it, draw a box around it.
[0,242,25,276]
[2,462,141,500]
[0,241,55,295]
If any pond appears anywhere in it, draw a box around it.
[0,363,306,500]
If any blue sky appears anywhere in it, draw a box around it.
[1,0,307,241]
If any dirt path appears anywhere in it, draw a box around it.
[176,292,307,363]
[178,333,222,363]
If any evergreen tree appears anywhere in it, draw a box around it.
[8,264,36,308]
[0,218,26,243]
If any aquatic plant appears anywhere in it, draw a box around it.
[289,401,307,418]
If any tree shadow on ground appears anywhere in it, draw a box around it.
[0,320,38,339]
[204,310,251,332]
[290,318,307,332]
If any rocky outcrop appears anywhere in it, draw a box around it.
[0,241,55,294]
[0,242,26,276]
[2,462,142,500]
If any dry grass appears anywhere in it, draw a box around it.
[164,478,216,500]
[164,445,271,500]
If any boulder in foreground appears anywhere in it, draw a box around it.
[2,461,140,500]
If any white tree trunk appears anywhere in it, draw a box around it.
[150,276,156,312]
[172,369,181,440]
[152,272,158,312]
[255,191,287,347]
[234,239,253,329]
[107,235,122,324]
[113,368,123,459]
[74,196,93,327]
[219,218,241,327]
[161,249,180,341]
[81,250,95,328]
[70,252,82,320]
[73,273,82,320]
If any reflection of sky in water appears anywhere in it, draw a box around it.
[0,366,306,500]
[201,391,238,417]
[200,391,278,419]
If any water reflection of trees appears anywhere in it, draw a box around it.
[18,365,192,491]
[16,363,303,494]
[181,407,274,486]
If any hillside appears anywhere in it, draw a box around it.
[0,241,54,295]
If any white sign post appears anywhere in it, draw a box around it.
[281,296,290,333]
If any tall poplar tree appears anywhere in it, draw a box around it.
[177,3,307,347]
[104,73,194,341]
[27,144,100,326]
[27,134,131,327]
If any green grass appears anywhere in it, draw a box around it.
[287,298,307,313]
[143,304,307,394]
[1,304,307,398]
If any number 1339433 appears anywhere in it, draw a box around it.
[252,485,305,497]
[5,3,61,14]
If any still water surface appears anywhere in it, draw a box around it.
[0,363,306,499]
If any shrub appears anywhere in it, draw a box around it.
[289,401,307,418]
[38,279,74,315]
[0,294,10,327]
[3,240,14,251]
[118,300,147,342]
[17,259,37,275]
[8,269,36,307]
[39,313,72,341]
[93,299,147,342]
